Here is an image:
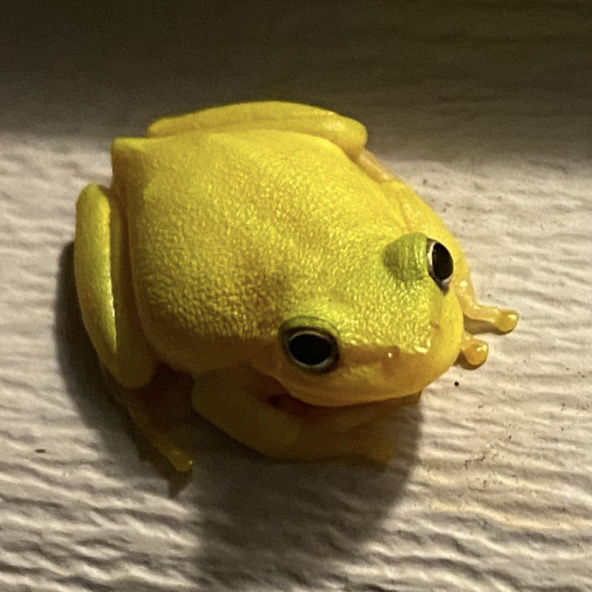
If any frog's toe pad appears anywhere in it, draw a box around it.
[461,334,489,367]
[496,309,519,333]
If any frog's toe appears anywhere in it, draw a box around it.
[463,303,519,334]
[495,309,519,333]
[147,434,194,473]
[127,399,195,472]
[460,331,489,367]
[456,277,519,335]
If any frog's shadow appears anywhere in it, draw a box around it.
[190,407,422,587]
[55,242,422,584]
[55,243,162,477]
[55,242,222,485]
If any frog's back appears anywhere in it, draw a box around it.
[113,128,400,235]
[109,128,407,370]
[112,127,407,292]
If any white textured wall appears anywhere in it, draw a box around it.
[1,2,591,590]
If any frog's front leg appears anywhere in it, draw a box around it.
[457,277,518,332]
[456,276,519,367]
[191,366,395,463]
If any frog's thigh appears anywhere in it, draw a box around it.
[191,368,394,463]
[75,184,156,388]
[147,101,367,160]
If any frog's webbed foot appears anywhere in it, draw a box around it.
[456,277,518,367]
[105,367,195,473]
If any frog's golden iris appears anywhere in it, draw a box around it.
[75,101,518,470]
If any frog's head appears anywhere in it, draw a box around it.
[251,232,464,407]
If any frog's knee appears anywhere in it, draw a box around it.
[75,184,156,388]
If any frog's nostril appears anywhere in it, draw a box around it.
[385,347,399,360]
[379,347,400,372]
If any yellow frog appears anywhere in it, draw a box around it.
[74,101,518,471]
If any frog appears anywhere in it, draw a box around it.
[74,101,518,471]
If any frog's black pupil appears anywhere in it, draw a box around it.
[432,242,453,280]
[288,332,333,367]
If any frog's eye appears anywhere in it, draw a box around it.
[426,239,453,293]
[281,326,339,373]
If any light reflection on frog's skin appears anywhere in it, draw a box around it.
[74,102,518,471]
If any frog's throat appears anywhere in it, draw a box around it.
[268,388,406,414]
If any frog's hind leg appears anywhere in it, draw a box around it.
[75,184,157,388]
[456,276,519,367]
[105,367,195,473]
[76,187,192,470]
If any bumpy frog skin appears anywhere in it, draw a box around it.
[74,101,518,470]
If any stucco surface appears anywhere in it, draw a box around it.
[1,2,591,591]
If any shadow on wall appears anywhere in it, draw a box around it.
[53,243,157,476]
[189,420,421,590]
[54,241,423,588]
[54,242,228,486]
